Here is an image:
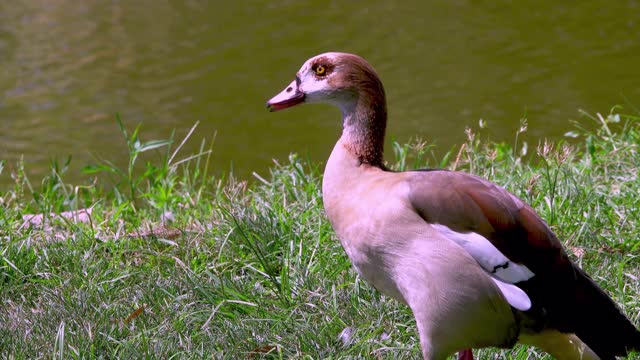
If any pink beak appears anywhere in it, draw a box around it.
[266,79,305,112]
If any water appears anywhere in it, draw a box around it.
[1,1,639,189]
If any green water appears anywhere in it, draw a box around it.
[1,1,639,187]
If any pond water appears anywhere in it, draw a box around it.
[1,1,639,188]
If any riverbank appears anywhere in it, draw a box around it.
[1,110,639,359]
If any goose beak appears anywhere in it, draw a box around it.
[267,79,305,112]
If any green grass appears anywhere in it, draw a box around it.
[1,108,639,359]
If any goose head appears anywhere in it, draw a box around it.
[267,52,386,118]
[267,52,388,166]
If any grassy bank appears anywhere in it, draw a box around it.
[1,110,639,359]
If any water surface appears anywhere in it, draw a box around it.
[1,1,639,188]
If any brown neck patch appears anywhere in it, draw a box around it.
[335,54,387,168]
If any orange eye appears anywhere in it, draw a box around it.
[315,65,326,76]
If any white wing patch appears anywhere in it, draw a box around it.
[490,278,532,311]
[433,224,535,311]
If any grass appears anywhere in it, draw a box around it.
[0,108,639,359]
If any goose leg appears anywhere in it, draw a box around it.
[457,349,473,360]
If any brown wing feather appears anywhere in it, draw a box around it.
[407,169,571,275]
[462,182,572,277]
[406,169,640,358]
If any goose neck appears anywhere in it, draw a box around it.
[339,94,387,168]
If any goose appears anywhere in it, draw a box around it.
[266,52,640,360]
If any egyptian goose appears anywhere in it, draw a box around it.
[266,52,640,360]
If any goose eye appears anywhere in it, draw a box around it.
[314,65,326,76]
